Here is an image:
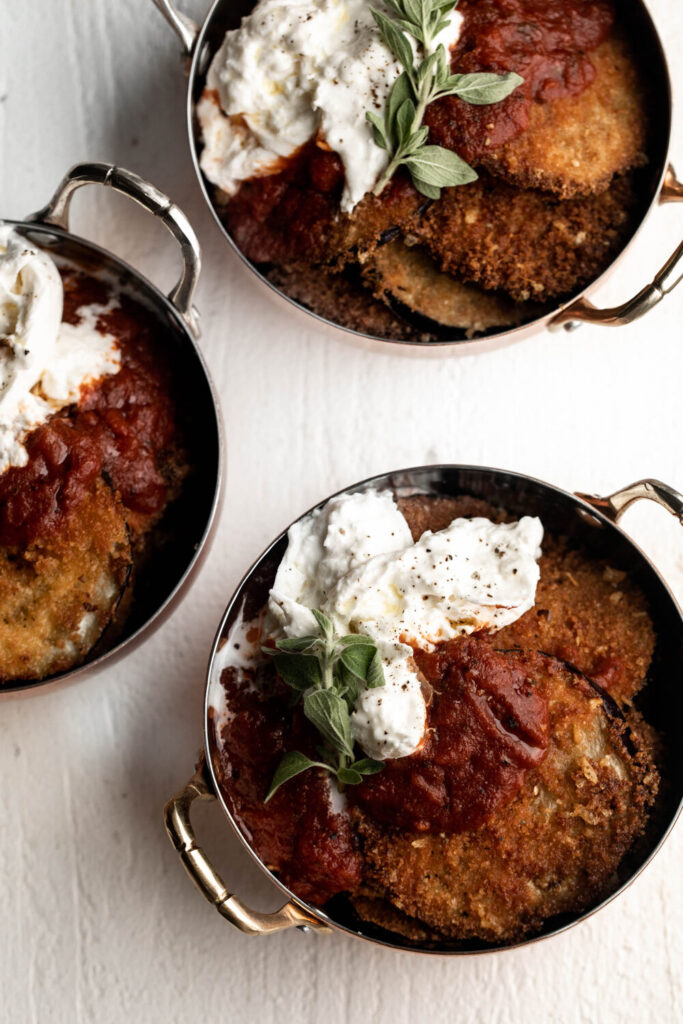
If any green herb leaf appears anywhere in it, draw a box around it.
[261,611,386,801]
[365,649,386,689]
[351,757,385,775]
[383,0,406,20]
[445,70,524,105]
[396,97,417,143]
[411,176,442,200]
[431,15,452,37]
[367,0,521,197]
[406,125,429,153]
[417,49,440,86]
[365,110,388,150]
[404,144,478,187]
[304,689,355,759]
[393,16,421,40]
[271,651,322,690]
[274,635,320,653]
[340,643,377,681]
[336,661,361,711]
[339,634,377,647]
[370,7,414,73]
[434,44,450,89]
[311,608,335,641]
[387,71,412,143]
[402,0,423,27]
[264,751,330,803]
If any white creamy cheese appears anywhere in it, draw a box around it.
[269,490,543,760]
[198,0,463,212]
[0,226,121,475]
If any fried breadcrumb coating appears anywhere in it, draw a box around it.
[0,479,131,683]
[480,35,648,198]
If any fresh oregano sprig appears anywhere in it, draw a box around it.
[262,609,385,802]
[366,0,523,199]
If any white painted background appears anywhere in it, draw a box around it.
[1,2,682,1021]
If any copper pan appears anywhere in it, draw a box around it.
[0,163,223,698]
[153,0,683,354]
[164,465,683,953]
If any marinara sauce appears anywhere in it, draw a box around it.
[425,0,615,161]
[212,665,363,905]
[223,139,344,266]
[214,638,549,905]
[0,270,179,549]
[349,638,549,833]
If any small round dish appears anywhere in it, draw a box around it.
[164,465,683,954]
[0,162,223,697]
[154,0,683,353]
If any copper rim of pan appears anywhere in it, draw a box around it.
[164,464,683,954]
[154,0,683,351]
[0,162,224,697]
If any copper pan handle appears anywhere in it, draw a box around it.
[576,478,683,525]
[164,757,331,935]
[27,162,201,338]
[550,165,683,331]
[151,0,199,55]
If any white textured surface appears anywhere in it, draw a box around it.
[1,2,682,1021]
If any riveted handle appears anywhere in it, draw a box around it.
[164,757,331,936]
[27,162,201,338]
[576,478,683,525]
[550,165,683,332]
[151,0,199,55]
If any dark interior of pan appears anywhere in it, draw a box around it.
[190,0,671,344]
[215,466,683,953]
[3,223,221,694]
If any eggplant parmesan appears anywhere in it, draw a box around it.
[197,0,650,339]
[0,229,188,683]
[209,490,659,945]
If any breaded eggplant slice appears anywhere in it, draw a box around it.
[480,35,648,199]
[325,176,425,268]
[265,263,433,341]
[362,241,543,335]
[0,477,132,683]
[351,651,658,945]
[495,534,655,706]
[398,493,509,539]
[409,172,637,302]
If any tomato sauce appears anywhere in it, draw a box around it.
[214,637,550,904]
[425,0,615,161]
[212,666,363,905]
[0,271,179,548]
[223,139,343,265]
[350,638,549,833]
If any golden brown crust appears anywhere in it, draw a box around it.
[349,494,659,945]
[0,478,131,683]
[479,35,649,198]
[361,241,543,334]
[397,493,508,538]
[265,262,432,341]
[496,535,655,706]
[407,172,638,303]
[352,654,658,944]
[326,178,425,268]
